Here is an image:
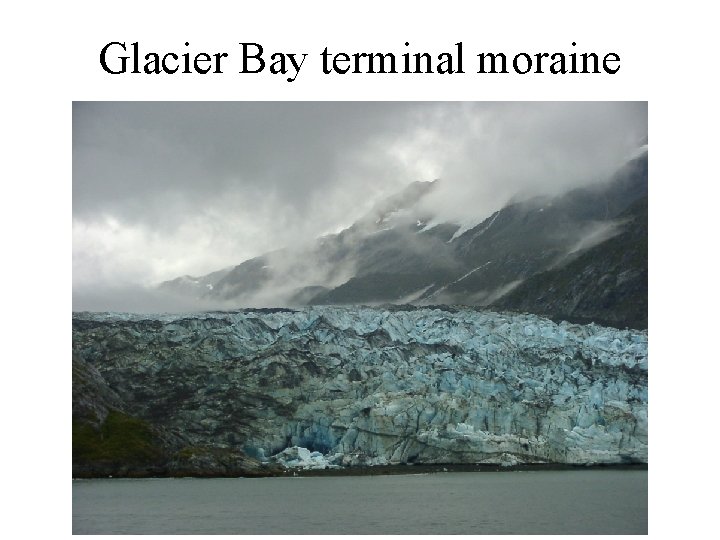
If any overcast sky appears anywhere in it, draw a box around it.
[73,101,647,306]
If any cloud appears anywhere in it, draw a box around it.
[72,101,647,310]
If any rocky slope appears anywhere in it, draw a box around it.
[491,196,647,329]
[72,306,647,476]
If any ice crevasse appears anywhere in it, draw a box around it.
[72,306,648,467]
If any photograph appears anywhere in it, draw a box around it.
[72,101,648,534]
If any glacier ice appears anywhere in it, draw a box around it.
[72,306,648,467]
[270,446,340,470]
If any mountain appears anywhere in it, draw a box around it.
[491,196,647,329]
[158,267,232,297]
[159,150,648,329]
[72,307,648,476]
[159,179,462,305]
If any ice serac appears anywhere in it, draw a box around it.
[72,306,647,473]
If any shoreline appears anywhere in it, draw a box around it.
[72,462,648,480]
[284,462,648,477]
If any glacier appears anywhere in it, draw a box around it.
[72,306,647,474]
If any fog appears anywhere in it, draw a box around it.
[73,102,647,311]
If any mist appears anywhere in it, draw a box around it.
[73,101,647,312]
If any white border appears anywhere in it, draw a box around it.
[4,1,718,538]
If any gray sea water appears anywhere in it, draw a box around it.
[73,470,647,534]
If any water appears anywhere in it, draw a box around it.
[73,470,647,534]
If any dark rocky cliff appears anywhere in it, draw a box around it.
[492,197,647,329]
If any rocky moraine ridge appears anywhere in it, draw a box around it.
[72,306,647,477]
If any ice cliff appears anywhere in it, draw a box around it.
[72,306,647,474]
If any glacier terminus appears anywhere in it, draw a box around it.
[72,306,647,476]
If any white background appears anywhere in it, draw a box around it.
[3,0,718,538]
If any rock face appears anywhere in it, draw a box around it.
[492,196,648,330]
[72,306,648,475]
